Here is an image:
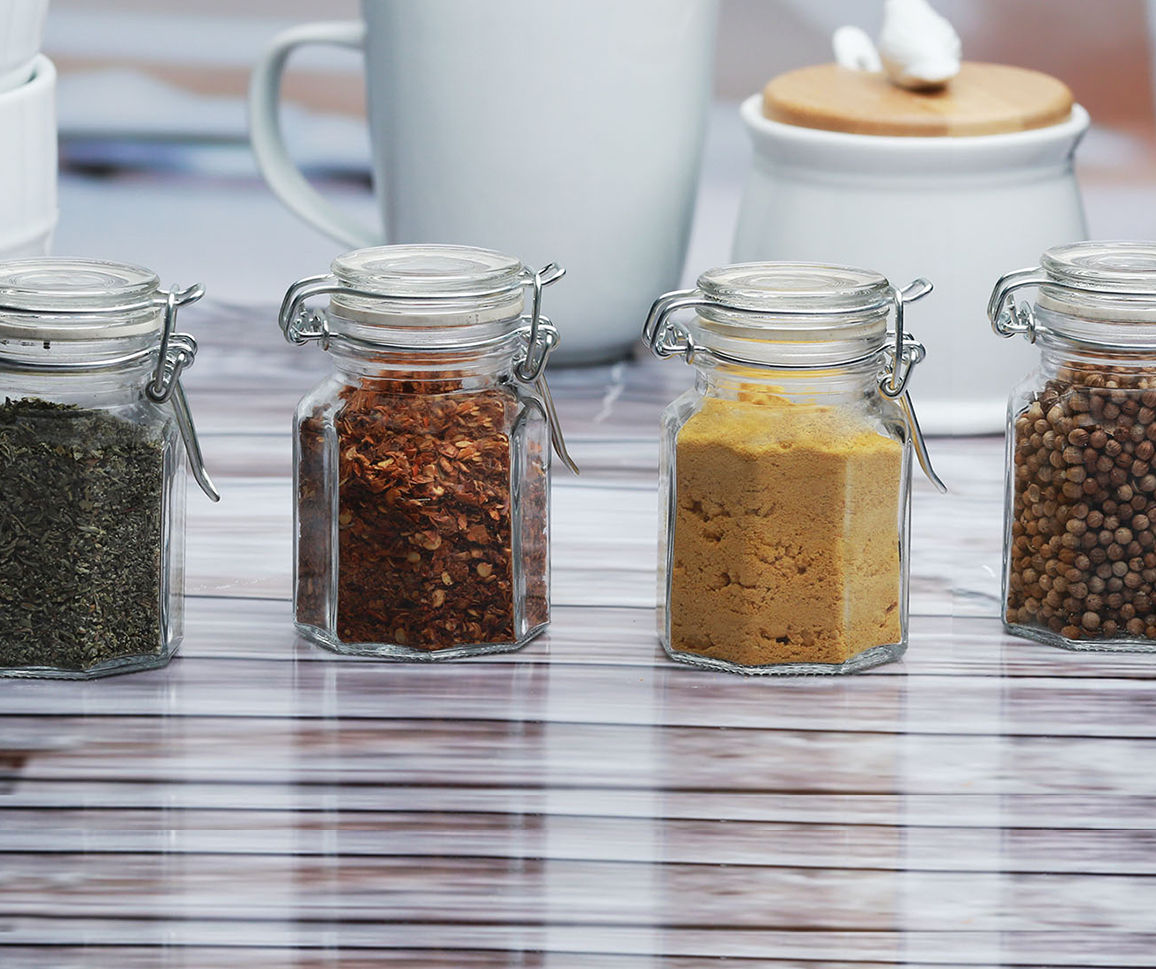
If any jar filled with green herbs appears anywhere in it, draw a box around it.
[0,259,218,678]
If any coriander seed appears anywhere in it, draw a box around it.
[992,241,1156,652]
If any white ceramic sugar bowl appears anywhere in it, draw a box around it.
[733,63,1089,434]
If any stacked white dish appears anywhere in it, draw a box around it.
[0,1,55,258]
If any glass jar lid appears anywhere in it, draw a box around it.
[651,262,898,367]
[0,258,163,342]
[698,262,892,314]
[327,244,530,333]
[1041,241,1156,294]
[333,245,526,301]
[1040,241,1156,324]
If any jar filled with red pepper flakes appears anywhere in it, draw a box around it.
[279,244,573,660]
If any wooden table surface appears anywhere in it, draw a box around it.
[2,308,1155,968]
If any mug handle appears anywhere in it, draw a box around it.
[248,21,380,248]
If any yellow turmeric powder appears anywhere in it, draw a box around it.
[669,391,903,668]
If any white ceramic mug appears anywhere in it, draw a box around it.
[0,53,56,258]
[733,94,1090,434]
[249,0,719,364]
[0,0,48,95]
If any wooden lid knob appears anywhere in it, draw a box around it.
[762,62,1074,137]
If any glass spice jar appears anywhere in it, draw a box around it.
[280,244,574,661]
[0,258,218,678]
[989,240,1156,651]
[644,262,945,675]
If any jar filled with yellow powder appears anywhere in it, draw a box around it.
[643,262,944,674]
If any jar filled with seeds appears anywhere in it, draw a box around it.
[280,244,573,661]
[0,258,218,678]
[644,262,945,675]
[990,241,1156,651]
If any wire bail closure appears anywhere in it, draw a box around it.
[510,263,577,474]
[147,284,203,403]
[882,279,945,493]
[279,273,337,347]
[514,263,565,382]
[145,283,218,502]
[879,278,932,398]
[642,276,946,492]
[987,268,1049,343]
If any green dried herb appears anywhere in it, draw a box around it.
[0,397,165,673]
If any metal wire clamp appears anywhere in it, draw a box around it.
[145,283,218,502]
[987,268,1049,343]
[514,263,565,382]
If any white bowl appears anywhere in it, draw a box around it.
[0,0,48,94]
[733,93,1090,435]
[0,53,56,259]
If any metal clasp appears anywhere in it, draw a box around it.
[879,278,931,398]
[642,289,711,362]
[279,274,337,346]
[879,278,946,494]
[516,362,580,476]
[511,263,577,474]
[145,283,219,502]
[987,267,1048,343]
[514,263,565,382]
[148,284,202,400]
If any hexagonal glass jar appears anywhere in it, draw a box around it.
[281,245,565,661]
[0,259,214,678]
[645,262,935,674]
[992,241,1156,651]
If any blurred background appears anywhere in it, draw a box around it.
[38,0,1156,301]
[46,0,1156,129]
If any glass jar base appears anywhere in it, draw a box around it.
[0,648,176,679]
[296,622,547,662]
[1004,620,1156,654]
[661,640,906,675]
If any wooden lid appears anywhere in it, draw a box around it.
[762,62,1074,137]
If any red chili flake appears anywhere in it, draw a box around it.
[297,375,550,650]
